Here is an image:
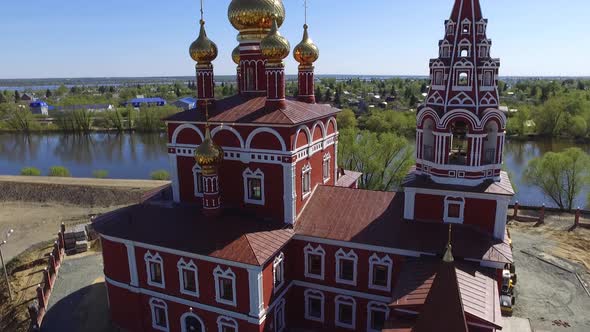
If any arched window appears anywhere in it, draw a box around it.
[483,121,499,165]
[422,119,435,162]
[335,249,358,286]
[304,289,325,322]
[177,259,199,297]
[243,168,265,205]
[247,66,255,91]
[458,72,469,86]
[335,295,357,329]
[193,165,203,198]
[213,266,236,306]
[180,312,205,332]
[304,244,325,280]
[217,316,238,332]
[302,163,312,199]
[150,298,169,332]
[145,252,165,288]
[450,121,468,165]
[368,254,393,291]
[367,302,390,332]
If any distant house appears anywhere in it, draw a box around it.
[173,97,196,111]
[378,101,388,108]
[21,93,35,102]
[124,97,167,108]
[29,101,49,116]
[386,96,396,102]
[54,104,115,113]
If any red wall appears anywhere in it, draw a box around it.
[101,238,130,284]
[464,198,497,233]
[414,193,444,222]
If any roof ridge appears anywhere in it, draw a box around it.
[243,233,263,266]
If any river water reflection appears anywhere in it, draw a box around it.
[0,133,588,208]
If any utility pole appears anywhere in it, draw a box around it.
[0,229,14,301]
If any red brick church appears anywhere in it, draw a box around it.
[94,0,514,331]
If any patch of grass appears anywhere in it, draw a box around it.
[92,170,109,179]
[48,166,71,177]
[150,170,170,181]
[20,167,41,176]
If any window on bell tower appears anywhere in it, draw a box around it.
[449,121,468,165]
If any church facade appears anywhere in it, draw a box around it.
[94,1,514,331]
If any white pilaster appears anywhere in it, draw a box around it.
[247,268,265,318]
[403,189,416,220]
[125,243,139,287]
[494,198,510,240]
[283,163,297,225]
[168,153,180,203]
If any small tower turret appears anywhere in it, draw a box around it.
[293,2,319,103]
[260,16,290,109]
[189,2,218,109]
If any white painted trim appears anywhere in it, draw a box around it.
[367,301,390,332]
[323,152,331,183]
[294,235,424,258]
[334,295,356,330]
[293,125,312,151]
[149,297,170,332]
[125,242,139,287]
[494,199,509,240]
[171,123,205,144]
[296,280,392,303]
[145,251,165,289]
[247,269,264,318]
[335,249,358,286]
[302,163,312,200]
[283,163,296,225]
[214,266,237,307]
[168,153,180,203]
[245,127,287,152]
[368,254,393,292]
[274,299,286,332]
[304,289,325,322]
[180,312,205,332]
[101,234,262,270]
[444,196,465,224]
[177,258,199,298]
[311,120,327,143]
[217,316,239,332]
[403,189,416,220]
[242,168,265,205]
[273,252,285,293]
[304,244,325,280]
[192,164,204,198]
[211,125,245,148]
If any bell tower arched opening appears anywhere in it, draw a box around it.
[449,121,468,165]
[483,121,499,164]
[422,119,435,162]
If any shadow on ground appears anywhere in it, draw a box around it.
[41,282,118,332]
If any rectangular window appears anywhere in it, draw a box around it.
[219,278,234,302]
[307,254,322,276]
[181,269,197,293]
[221,326,236,332]
[370,310,386,330]
[339,260,355,281]
[150,262,162,284]
[337,302,354,326]
[248,178,262,200]
[196,172,203,194]
[274,257,284,289]
[458,72,469,86]
[448,203,461,218]
[303,172,311,194]
[154,306,167,328]
[323,159,330,181]
[434,71,443,86]
[483,71,493,86]
[308,297,322,319]
[372,265,388,287]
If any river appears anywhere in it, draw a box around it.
[0,133,588,209]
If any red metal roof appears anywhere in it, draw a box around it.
[335,170,363,188]
[295,186,512,264]
[93,204,293,266]
[165,95,339,125]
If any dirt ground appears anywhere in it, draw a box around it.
[509,210,590,332]
[0,201,128,262]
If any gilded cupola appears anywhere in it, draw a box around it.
[231,45,241,65]
[260,17,290,63]
[228,0,285,31]
[293,24,319,66]
[194,127,224,168]
[189,20,218,64]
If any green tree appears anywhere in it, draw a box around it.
[0,91,6,103]
[523,148,590,211]
[45,89,52,98]
[56,84,69,97]
[338,129,414,191]
[14,90,20,103]
[2,104,37,132]
[337,109,357,130]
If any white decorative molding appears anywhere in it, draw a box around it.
[304,289,325,322]
[171,124,204,144]
[211,125,245,148]
[334,295,356,329]
[214,266,237,307]
[180,312,205,332]
[367,302,390,332]
[323,153,331,183]
[125,242,139,287]
[192,165,203,198]
[144,251,165,289]
[243,168,265,205]
[302,163,312,200]
[168,153,180,203]
[368,254,393,292]
[304,244,325,280]
[273,252,285,293]
[149,297,170,332]
[245,127,287,152]
[177,258,199,297]
[274,299,286,332]
[403,189,416,220]
[444,196,466,224]
[247,269,264,318]
[217,316,239,332]
[335,249,358,286]
[283,163,296,225]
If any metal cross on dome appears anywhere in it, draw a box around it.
[200,0,204,22]
[304,0,309,25]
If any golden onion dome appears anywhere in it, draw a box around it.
[228,0,285,32]
[231,45,241,65]
[194,127,224,167]
[260,18,290,62]
[189,20,218,63]
[293,24,319,66]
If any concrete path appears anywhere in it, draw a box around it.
[502,317,532,332]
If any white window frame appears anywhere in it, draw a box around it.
[149,298,170,332]
[217,316,238,332]
[461,19,471,34]
[482,70,494,86]
[273,252,285,293]
[304,244,325,280]
[368,254,393,292]
[243,168,265,205]
[180,312,205,332]
[193,165,204,197]
[302,163,312,199]
[275,298,286,332]
[177,258,199,297]
[444,196,465,224]
[367,302,390,332]
[335,295,356,330]
[335,249,358,286]
[304,289,325,322]
[214,266,237,307]
[145,251,165,289]
[322,153,331,183]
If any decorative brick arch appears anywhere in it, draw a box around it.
[326,117,337,135]
[171,124,204,145]
[293,125,312,150]
[211,126,245,148]
[481,108,507,130]
[246,127,287,151]
[311,121,326,142]
[440,109,480,131]
[416,107,441,129]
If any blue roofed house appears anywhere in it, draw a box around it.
[29,101,49,116]
[173,97,196,111]
[124,97,167,108]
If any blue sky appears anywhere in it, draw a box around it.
[1,0,588,79]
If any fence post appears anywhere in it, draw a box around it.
[49,253,56,274]
[575,207,581,226]
[36,285,45,309]
[43,268,50,290]
[513,201,519,219]
[539,204,546,224]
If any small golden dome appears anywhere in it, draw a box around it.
[260,18,290,62]
[228,0,285,32]
[293,24,319,66]
[232,45,241,65]
[194,127,224,167]
[189,20,218,63]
